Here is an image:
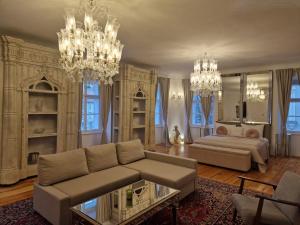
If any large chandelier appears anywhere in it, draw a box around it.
[247,81,266,102]
[190,53,222,96]
[57,0,124,85]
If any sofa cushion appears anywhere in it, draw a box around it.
[232,194,291,225]
[273,171,300,224]
[53,166,140,205]
[38,149,89,186]
[124,159,196,189]
[116,139,145,164]
[85,143,118,172]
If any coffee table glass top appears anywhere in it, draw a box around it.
[71,180,179,225]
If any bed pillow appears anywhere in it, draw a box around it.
[245,128,260,138]
[215,123,243,137]
[242,124,264,138]
[214,123,230,136]
[216,126,228,135]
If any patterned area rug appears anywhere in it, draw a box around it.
[0,178,251,225]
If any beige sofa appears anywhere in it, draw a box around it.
[33,139,197,225]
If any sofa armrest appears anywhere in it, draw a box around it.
[33,183,71,225]
[144,150,198,170]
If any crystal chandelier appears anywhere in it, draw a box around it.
[246,81,266,102]
[57,0,124,85]
[190,53,222,96]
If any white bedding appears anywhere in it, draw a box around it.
[194,135,269,172]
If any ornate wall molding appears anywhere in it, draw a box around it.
[0,36,60,68]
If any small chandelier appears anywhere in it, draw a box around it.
[190,53,222,97]
[57,0,124,85]
[246,81,266,102]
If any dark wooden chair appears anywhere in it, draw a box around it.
[232,171,300,225]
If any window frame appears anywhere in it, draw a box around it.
[81,82,101,133]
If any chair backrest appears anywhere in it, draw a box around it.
[273,171,300,224]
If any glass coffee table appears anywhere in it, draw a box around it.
[71,180,180,225]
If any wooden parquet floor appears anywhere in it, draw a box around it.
[1,144,300,206]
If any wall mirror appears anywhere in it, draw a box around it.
[244,71,272,124]
[218,71,272,124]
[218,74,241,123]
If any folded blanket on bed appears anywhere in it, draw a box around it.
[194,135,269,172]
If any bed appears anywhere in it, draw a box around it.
[190,123,270,173]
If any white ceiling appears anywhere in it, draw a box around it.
[1,0,300,76]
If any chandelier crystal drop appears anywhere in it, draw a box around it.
[190,53,222,97]
[57,0,124,85]
[246,81,266,102]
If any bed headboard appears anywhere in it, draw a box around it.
[216,121,272,142]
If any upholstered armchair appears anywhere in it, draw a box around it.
[231,171,300,225]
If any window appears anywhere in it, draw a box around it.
[155,84,163,126]
[191,95,214,126]
[83,199,97,209]
[81,82,100,132]
[191,95,203,125]
[287,81,300,132]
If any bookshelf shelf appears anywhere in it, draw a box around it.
[28,112,57,115]
[28,133,57,139]
[133,111,146,114]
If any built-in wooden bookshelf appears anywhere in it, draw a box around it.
[111,64,157,146]
[22,77,62,177]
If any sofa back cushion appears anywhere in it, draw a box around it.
[273,171,300,224]
[116,139,145,164]
[85,143,118,172]
[38,148,89,186]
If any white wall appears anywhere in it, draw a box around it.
[168,79,185,142]
[290,134,300,157]
[155,78,185,144]
[81,132,102,147]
